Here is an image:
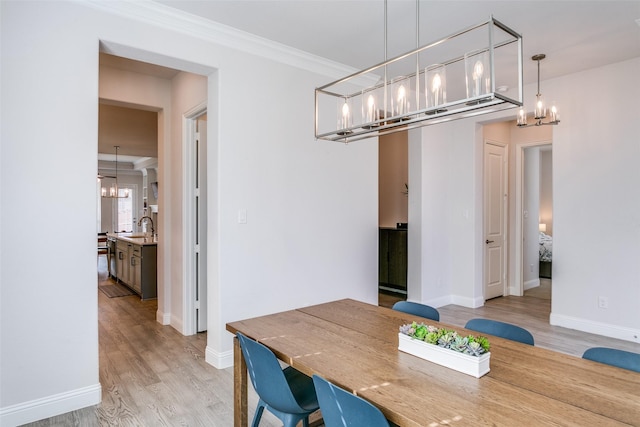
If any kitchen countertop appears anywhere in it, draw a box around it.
[107,232,158,246]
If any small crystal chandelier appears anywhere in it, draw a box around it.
[101,145,130,198]
[517,54,560,127]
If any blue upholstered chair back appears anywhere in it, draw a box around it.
[237,333,318,427]
[464,318,534,345]
[392,301,440,321]
[582,347,640,373]
[312,375,389,427]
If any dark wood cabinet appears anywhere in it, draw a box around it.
[379,228,407,294]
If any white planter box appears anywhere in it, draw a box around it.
[398,333,490,378]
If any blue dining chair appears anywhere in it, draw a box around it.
[582,347,640,373]
[464,318,535,345]
[236,333,319,427]
[312,375,389,427]
[392,301,440,321]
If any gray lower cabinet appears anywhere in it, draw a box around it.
[379,228,407,294]
[115,240,128,283]
[114,240,157,300]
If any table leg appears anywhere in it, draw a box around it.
[233,336,248,427]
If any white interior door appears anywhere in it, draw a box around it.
[196,118,208,333]
[484,141,507,300]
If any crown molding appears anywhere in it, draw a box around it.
[82,0,360,80]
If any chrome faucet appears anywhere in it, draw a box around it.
[138,216,155,234]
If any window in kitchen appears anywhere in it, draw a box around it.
[115,187,134,232]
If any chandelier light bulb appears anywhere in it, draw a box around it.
[534,94,546,119]
[425,64,446,112]
[395,82,408,117]
[550,102,558,122]
[336,98,353,135]
[342,101,350,117]
[366,94,376,123]
[361,89,380,128]
[473,60,484,80]
[432,74,441,92]
[397,85,406,102]
[341,101,350,130]
[517,107,527,126]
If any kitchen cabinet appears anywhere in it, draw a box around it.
[116,240,129,284]
[379,228,407,294]
[133,243,157,300]
[111,234,157,300]
[130,245,142,295]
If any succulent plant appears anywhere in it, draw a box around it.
[400,321,490,356]
[466,341,485,357]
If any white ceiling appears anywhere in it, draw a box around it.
[154,0,640,85]
[99,1,640,164]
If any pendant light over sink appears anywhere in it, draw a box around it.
[101,145,130,198]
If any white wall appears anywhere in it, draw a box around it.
[0,1,377,425]
[412,56,640,344]
[412,120,481,308]
[548,58,640,340]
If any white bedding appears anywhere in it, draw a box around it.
[539,231,552,262]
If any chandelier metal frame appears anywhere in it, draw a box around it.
[314,13,524,143]
[516,54,561,128]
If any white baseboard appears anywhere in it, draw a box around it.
[550,313,640,344]
[156,310,171,325]
[508,285,522,296]
[205,346,233,369]
[0,383,101,427]
[422,295,453,309]
[450,294,485,309]
[524,278,540,291]
[171,314,184,335]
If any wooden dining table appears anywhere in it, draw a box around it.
[226,299,640,426]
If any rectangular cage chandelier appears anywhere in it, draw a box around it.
[315,16,523,143]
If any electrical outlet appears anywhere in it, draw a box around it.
[598,296,609,309]
[530,264,534,273]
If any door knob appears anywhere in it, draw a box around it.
[486,239,494,244]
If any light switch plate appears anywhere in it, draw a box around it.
[238,208,247,224]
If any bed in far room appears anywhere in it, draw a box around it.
[539,231,552,279]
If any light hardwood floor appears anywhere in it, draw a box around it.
[23,264,639,426]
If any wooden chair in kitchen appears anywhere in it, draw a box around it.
[465,318,535,345]
[236,333,319,427]
[312,374,389,427]
[97,233,108,259]
[582,347,640,373]
[392,301,440,321]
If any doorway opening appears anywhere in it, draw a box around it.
[518,143,553,301]
[378,130,409,307]
[96,44,215,339]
